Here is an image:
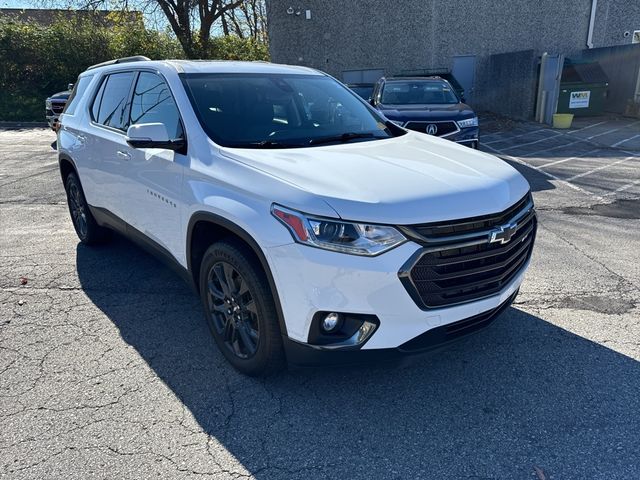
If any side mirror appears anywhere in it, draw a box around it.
[67,83,74,91]
[126,123,185,152]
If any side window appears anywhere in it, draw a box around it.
[130,72,183,139]
[91,78,107,121]
[91,72,135,131]
[63,74,93,116]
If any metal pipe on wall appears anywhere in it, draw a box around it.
[536,52,548,122]
[587,0,598,48]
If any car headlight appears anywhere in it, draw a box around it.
[271,205,406,256]
[457,117,478,128]
[45,99,52,109]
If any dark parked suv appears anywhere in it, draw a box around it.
[370,77,479,148]
[45,87,72,130]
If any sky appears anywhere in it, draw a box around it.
[0,0,245,34]
[1,0,118,10]
[1,0,170,30]
[2,0,37,7]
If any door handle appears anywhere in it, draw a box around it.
[116,150,131,161]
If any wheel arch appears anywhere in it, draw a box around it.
[187,211,289,338]
[58,153,78,184]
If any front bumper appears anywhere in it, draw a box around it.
[284,289,518,367]
[266,239,529,363]
[447,126,479,147]
[46,112,58,128]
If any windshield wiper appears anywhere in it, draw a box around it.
[239,140,303,149]
[308,132,376,146]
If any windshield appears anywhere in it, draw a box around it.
[380,81,459,105]
[182,73,399,148]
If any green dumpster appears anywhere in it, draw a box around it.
[557,61,609,117]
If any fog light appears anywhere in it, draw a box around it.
[356,321,376,343]
[322,312,341,332]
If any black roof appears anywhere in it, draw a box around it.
[385,76,444,82]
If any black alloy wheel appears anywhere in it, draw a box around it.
[64,172,109,245]
[68,179,88,239]
[207,261,260,359]
[199,241,285,375]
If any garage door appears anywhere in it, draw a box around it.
[342,69,384,84]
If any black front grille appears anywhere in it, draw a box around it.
[399,194,536,309]
[51,103,65,114]
[405,121,458,136]
[407,193,533,242]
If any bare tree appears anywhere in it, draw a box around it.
[29,0,263,58]
[31,0,249,57]
[150,0,244,57]
[220,0,266,42]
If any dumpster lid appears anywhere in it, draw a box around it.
[561,62,609,84]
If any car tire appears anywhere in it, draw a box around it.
[64,172,110,245]
[199,240,285,376]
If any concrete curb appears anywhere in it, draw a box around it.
[0,121,49,129]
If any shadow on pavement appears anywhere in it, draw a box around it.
[503,158,556,192]
[76,237,640,479]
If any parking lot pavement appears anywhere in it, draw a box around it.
[1,128,639,479]
[481,115,640,203]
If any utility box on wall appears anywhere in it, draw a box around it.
[556,61,609,116]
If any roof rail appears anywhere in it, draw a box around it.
[86,56,151,71]
[397,68,450,76]
[392,73,443,80]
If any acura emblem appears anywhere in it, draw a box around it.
[489,223,518,244]
[426,124,437,135]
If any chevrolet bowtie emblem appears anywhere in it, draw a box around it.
[489,223,518,244]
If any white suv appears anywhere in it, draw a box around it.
[58,57,536,375]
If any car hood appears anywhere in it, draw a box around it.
[380,103,474,122]
[47,91,71,101]
[220,132,530,225]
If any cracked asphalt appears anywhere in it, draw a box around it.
[1,126,639,479]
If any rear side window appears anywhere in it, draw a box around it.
[91,79,107,121]
[130,72,183,139]
[63,75,93,116]
[91,72,135,131]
